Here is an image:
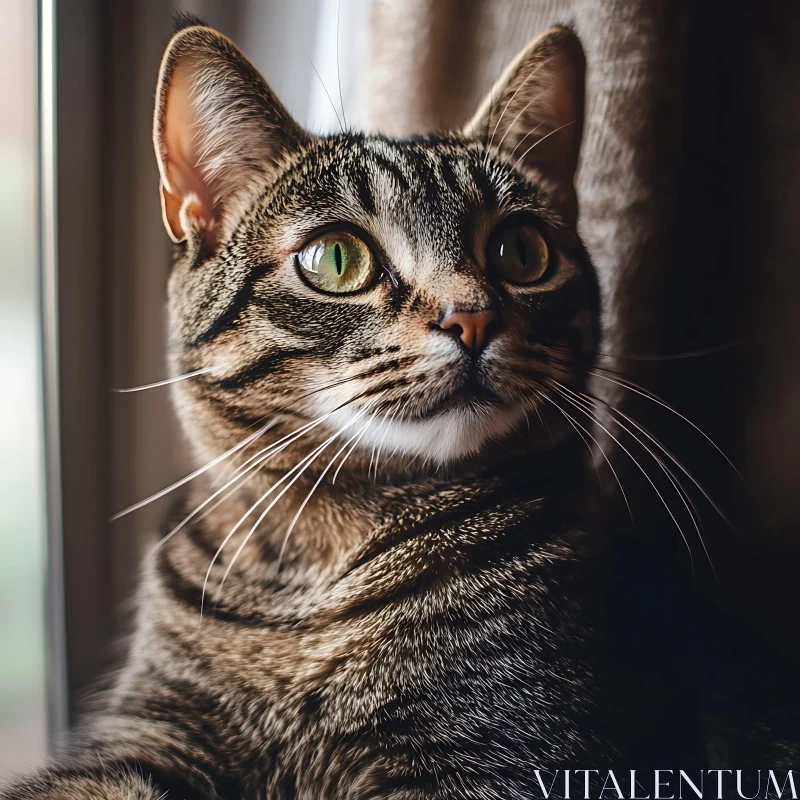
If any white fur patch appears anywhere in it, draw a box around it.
[322,399,526,465]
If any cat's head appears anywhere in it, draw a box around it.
[154,20,598,470]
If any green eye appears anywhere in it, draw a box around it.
[297,231,376,294]
[489,224,549,284]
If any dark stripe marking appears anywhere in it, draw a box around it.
[439,156,463,197]
[156,549,267,628]
[469,162,498,210]
[216,349,313,390]
[354,168,376,215]
[192,263,271,347]
[370,152,410,192]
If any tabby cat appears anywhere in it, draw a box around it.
[4,16,798,800]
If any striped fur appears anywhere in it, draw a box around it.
[1,20,678,800]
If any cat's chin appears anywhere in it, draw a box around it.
[327,402,529,465]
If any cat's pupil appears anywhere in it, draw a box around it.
[516,236,527,266]
[334,243,343,276]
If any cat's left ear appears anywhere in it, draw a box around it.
[465,26,585,223]
[153,21,308,247]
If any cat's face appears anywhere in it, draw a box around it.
[154,22,597,468]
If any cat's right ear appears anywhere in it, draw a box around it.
[465,26,585,224]
[153,21,308,247]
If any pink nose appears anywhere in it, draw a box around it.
[435,309,498,354]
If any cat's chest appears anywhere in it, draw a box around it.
[238,515,618,793]
[219,504,606,736]
[306,519,603,719]
[145,493,630,793]
[204,492,597,700]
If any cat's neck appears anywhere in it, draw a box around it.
[183,435,587,582]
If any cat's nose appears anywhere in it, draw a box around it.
[432,309,499,355]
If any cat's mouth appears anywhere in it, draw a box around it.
[417,372,505,420]
[325,362,526,464]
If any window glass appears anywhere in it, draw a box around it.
[0,0,48,778]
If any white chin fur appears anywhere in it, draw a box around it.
[325,402,527,465]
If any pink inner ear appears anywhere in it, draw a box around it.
[160,61,218,243]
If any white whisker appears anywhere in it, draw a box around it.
[111,421,272,521]
[332,417,373,484]
[377,396,414,473]
[536,389,632,522]
[187,365,387,463]
[522,407,532,437]
[561,401,603,483]
[150,412,335,553]
[514,120,576,169]
[112,368,212,393]
[532,397,553,444]
[496,89,547,154]
[306,52,343,133]
[199,435,343,621]
[558,384,718,581]
[335,0,347,130]
[216,406,374,597]
[542,384,697,574]
[583,389,734,531]
[589,370,741,477]
[371,404,400,479]
[507,121,544,161]
[277,416,375,570]
[484,63,546,167]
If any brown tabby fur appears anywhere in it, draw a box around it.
[5,14,800,800]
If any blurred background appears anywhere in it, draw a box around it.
[0,0,47,776]
[1,0,799,781]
